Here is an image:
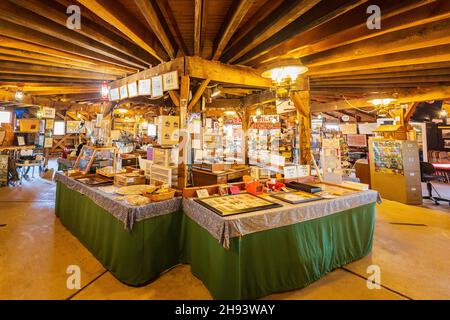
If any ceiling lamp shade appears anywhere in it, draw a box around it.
[367,98,397,106]
[261,59,308,83]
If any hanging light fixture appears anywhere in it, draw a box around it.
[367,98,397,106]
[211,88,221,98]
[261,59,308,84]
[100,81,109,101]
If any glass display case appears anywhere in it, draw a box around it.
[71,146,117,176]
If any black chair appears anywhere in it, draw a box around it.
[420,162,450,205]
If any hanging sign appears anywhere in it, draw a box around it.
[151,75,163,97]
[42,107,56,119]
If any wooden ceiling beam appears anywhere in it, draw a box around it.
[303,18,450,67]
[8,0,156,67]
[0,75,103,85]
[155,0,190,56]
[77,0,168,62]
[311,86,450,112]
[311,75,450,86]
[0,52,126,76]
[247,0,439,66]
[0,1,147,70]
[311,68,450,81]
[222,0,321,63]
[0,20,137,71]
[227,0,284,49]
[194,0,204,56]
[310,61,450,79]
[0,61,117,80]
[134,0,176,59]
[307,44,450,76]
[0,46,130,75]
[185,56,272,88]
[212,0,254,61]
[237,0,369,65]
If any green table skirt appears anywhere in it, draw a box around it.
[55,182,182,286]
[180,203,376,300]
[56,182,375,298]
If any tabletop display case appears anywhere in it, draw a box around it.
[194,193,282,216]
[270,191,322,204]
[71,146,117,176]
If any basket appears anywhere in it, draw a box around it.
[145,188,176,202]
[114,174,146,186]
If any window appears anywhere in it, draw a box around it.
[0,111,12,124]
[54,121,65,135]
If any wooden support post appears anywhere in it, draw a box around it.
[291,90,311,165]
[178,75,190,189]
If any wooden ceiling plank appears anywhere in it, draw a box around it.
[307,44,450,76]
[0,1,147,70]
[134,0,176,59]
[311,86,450,112]
[222,0,321,63]
[194,0,203,56]
[236,0,367,65]
[0,51,126,76]
[8,0,156,67]
[212,0,255,60]
[0,20,138,71]
[0,61,117,80]
[247,0,438,66]
[77,0,168,62]
[311,68,450,81]
[227,0,284,49]
[154,0,190,56]
[303,18,450,67]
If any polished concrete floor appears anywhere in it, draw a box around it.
[1,172,450,300]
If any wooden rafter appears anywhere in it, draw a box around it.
[8,0,156,67]
[77,0,168,63]
[212,0,254,61]
[187,79,211,112]
[222,0,321,63]
[154,0,190,56]
[194,0,204,56]
[134,0,176,59]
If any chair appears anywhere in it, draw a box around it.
[420,162,450,205]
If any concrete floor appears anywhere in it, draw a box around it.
[1,172,450,300]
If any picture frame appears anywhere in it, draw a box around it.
[17,136,25,146]
[44,137,53,148]
[196,189,210,198]
[119,85,128,100]
[163,71,179,91]
[45,119,54,130]
[109,87,120,101]
[66,121,81,134]
[270,191,322,205]
[138,79,151,96]
[194,193,282,217]
[442,130,450,139]
[42,107,56,119]
[151,75,163,97]
[444,139,450,149]
[127,81,138,98]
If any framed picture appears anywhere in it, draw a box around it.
[194,193,282,217]
[347,134,367,147]
[45,119,54,130]
[66,121,81,134]
[17,136,26,146]
[163,71,179,91]
[442,130,450,139]
[444,140,450,149]
[151,75,163,97]
[109,87,120,101]
[196,189,210,198]
[44,137,53,148]
[138,79,151,96]
[42,107,56,119]
[127,81,138,98]
[271,191,322,205]
[119,85,128,100]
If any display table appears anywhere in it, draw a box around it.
[180,191,380,299]
[55,173,183,285]
[192,167,250,186]
[55,172,379,298]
